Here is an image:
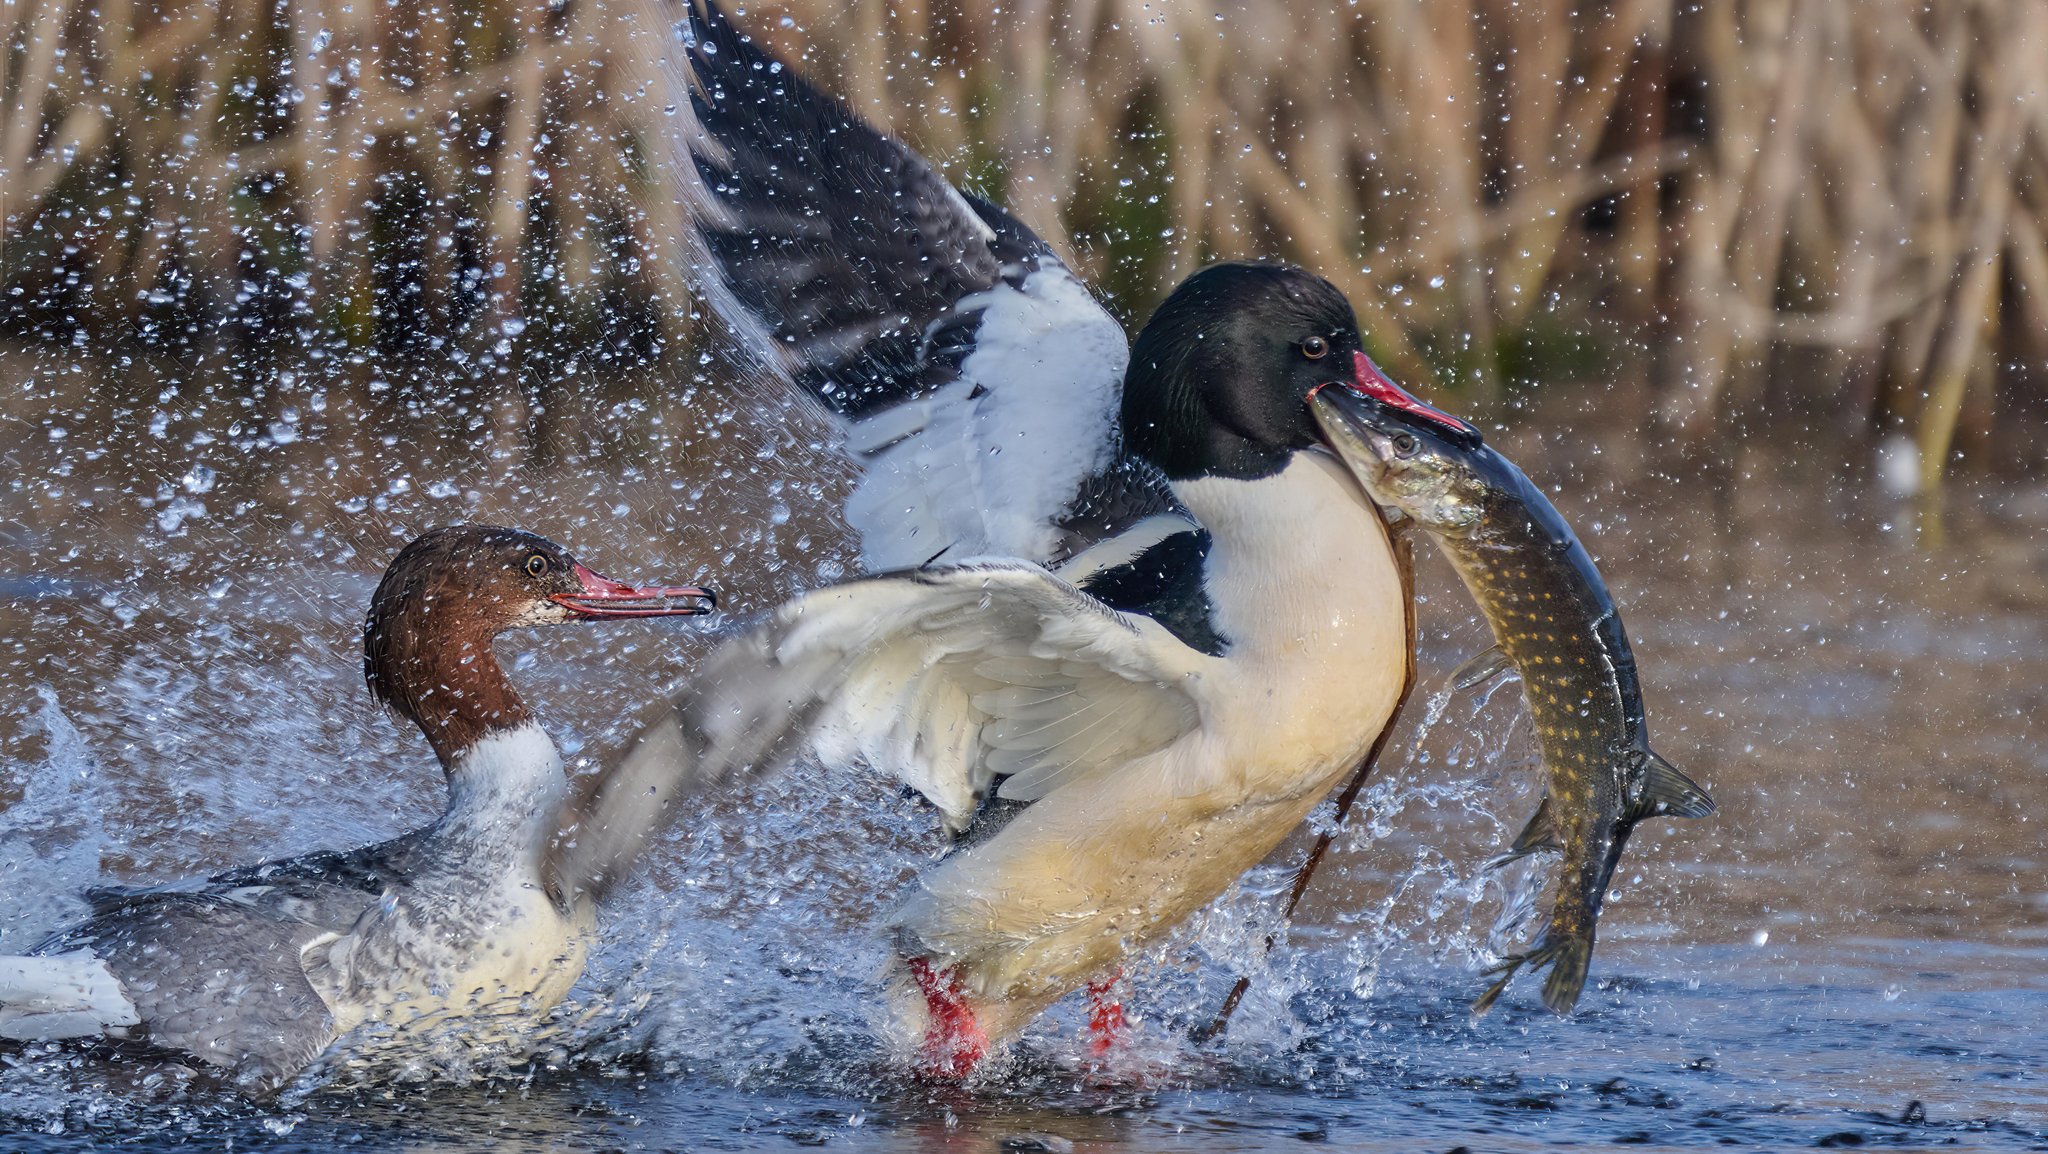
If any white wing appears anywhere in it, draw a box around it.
[549,563,1208,900]
[714,562,1207,826]
[836,269,1134,568]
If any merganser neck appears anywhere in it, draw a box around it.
[365,619,533,768]
[437,720,568,850]
[1168,450,1397,660]
[362,548,540,769]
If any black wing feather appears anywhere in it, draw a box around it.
[688,1,1031,415]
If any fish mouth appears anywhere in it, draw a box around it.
[1308,383,1397,484]
[551,563,717,618]
[1310,350,1481,444]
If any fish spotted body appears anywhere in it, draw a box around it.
[1308,362,1713,1015]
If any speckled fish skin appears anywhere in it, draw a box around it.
[1308,384,1713,1016]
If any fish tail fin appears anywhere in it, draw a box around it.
[1634,749,1715,820]
[1469,930,1595,1017]
[0,950,139,1041]
[1485,796,1560,871]
[1469,953,1525,1017]
[1536,934,1594,1015]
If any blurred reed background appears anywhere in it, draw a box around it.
[5,0,2048,535]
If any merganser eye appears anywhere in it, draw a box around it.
[525,554,550,578]
[1300,335,1330,360]
[1391,432,1421,458]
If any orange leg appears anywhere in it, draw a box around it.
[1086,969,1126,1056]
[907,957,987,1079]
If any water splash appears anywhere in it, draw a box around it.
[0,690,108,954]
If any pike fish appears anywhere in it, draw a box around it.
[1308,358,1714,1016]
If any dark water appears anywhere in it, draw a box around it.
[3,344,2047,1150]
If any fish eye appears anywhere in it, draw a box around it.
[525,553,551,578]
[1391,432,1421,458]
[1299,335,1330,361]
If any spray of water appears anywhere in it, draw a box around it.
[0,690,107,955]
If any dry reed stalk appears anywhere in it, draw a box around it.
[1,0,673,355]
[1617,2,1669,331]
[1494,0,1654,327]
[1883,16,1961,417]
[1718,0,1816,404]
[2,2,74,225]
[1496,0,1571,228]
[1414,0,1495,390]
[1808,40,1895,351]
[1664,0,1798,432]
[1913,2,2041,541]
[2008,211,2048,340]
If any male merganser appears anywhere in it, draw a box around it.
[0,526,713,1094]
[589,1,1478,1077]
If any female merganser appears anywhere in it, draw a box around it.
[582,2,1478,1077]
[0,526,713,1094]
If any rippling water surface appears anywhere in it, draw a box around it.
[3,346,2045,1150]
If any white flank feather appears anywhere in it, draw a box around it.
[0,950,139,1041]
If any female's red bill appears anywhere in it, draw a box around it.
[552,563,717,618]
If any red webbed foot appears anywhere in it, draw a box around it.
[908,956,987,1079]
[1086,969,1126,1057]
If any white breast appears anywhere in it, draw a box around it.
[1171,451,1409,800]
[313,723,591,1045]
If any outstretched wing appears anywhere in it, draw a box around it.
[650,1,1157,569]
[547,561,1209,902]
[78,834,426,920]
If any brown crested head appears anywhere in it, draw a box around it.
[362,525,715,766]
